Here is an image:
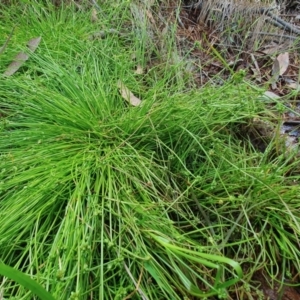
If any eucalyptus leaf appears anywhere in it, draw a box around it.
[3,36,41,76]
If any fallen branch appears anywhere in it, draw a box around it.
[262,8,300,35]
[186,2,300,36]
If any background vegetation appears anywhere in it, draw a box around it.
[0,1,300,299]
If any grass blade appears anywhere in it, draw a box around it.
[0,262,54,300]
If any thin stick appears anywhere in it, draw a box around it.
[189,2,300,36]
[90,0,102,12]
[263,10,300,35]
[252,31,298,40]
[123,263,148,300]
[0,25,16,56]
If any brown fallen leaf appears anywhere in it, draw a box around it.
[91,8,98,22]
[260,91,280,102]
[134,65,143,75]
[271,52,289,89]
[286,82,300,91]
[3,36,41,77]
[145,9,156,25]
[117,80,141,106]
[27,36,41,52]
[259,43,280,55]
[276,52,289,76]
[250,54,261,83]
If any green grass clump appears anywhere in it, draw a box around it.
[0,1,300,299]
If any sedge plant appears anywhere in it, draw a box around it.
[0,1,300,299]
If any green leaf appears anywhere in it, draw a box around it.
[0,262,55,300]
